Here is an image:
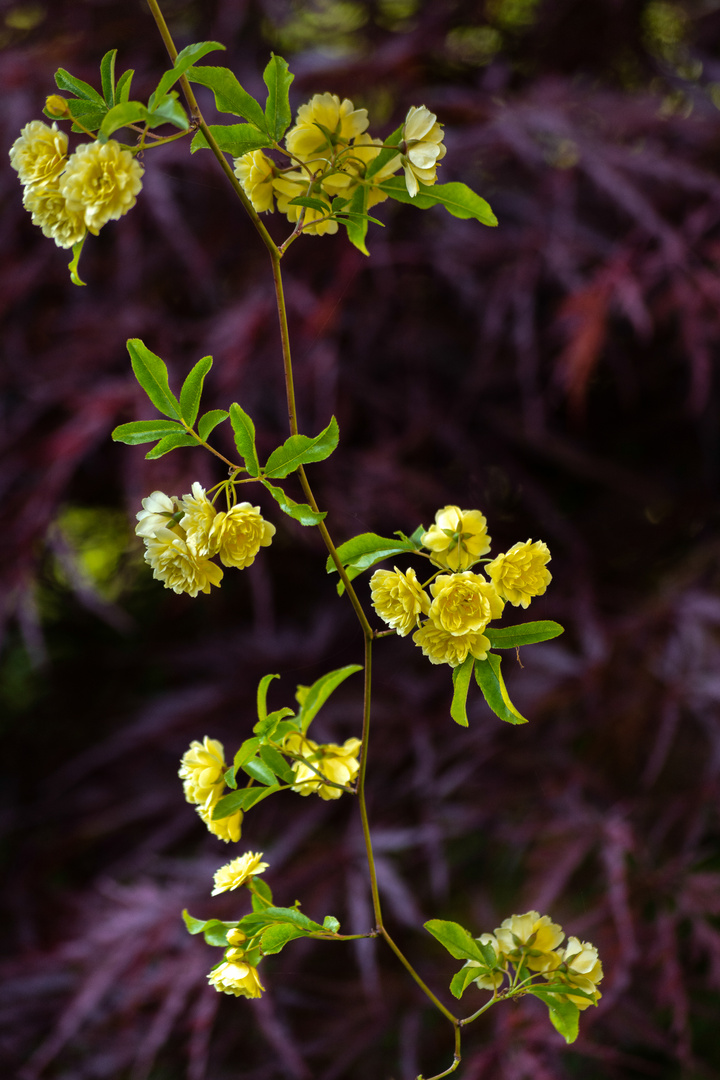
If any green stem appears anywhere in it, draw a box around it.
[381,927,459,1026]
[357,632,382,928]
[418,1026,462,1080]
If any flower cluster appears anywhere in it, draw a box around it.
[463,910,604,1009]
[178,736,243,842]
[136,484,275,597]
[9,120,143,248]
[283,732,361,800]
[370,506,552,668]
[233,96,446,235]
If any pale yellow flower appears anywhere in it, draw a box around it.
[233,150,276,212]
[208,503,276,569]
[135,490,181,538]
[208,959,264,998]
[178,736,227,805]
[226,927,247,946]
[10,120,68,188]
[463,933,505,990]
[61,140,144,232]
[413,621,491,666]
[212,851,269,895]
[273,171,337,234]
[486,540,552,608]
[321,134,401,209]
[551,936,603,1010]
[495,911,565,973]
[285,732,361,800]
[401,105,446,197]
[22,181,86,248]
[197,788,243,843]
[179,483,217,556]
[421,506,491,571]
[428,572,504,636]
[370,566,430,636]
[143,526,223,596]
[286,92,369,164]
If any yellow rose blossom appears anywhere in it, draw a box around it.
[233,150,276,212]
[551,936,604,1010]
[143,526,224,596]
[208,503,276,569]
[226,928,247,946]
[179,483,217,556]
[208,958,264,998]
[486,540,552,608]
[285,92,369,164]
[495,911,565,973]
[178,736,227,805]
[401,105,446,197]
[370,566,430,636]
[421,506,491,571]
[135,490,181,538]
[10,120,68,188]
[321,134,401,208]
[284,733,361,800]
[22,181,86,248]
[413,622,491,666]
[61,140,144,232]
[197,788,243,843]
[428,572,504,636]
[211,851,269,896]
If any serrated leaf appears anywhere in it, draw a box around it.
[55,67,105,105]
[341,183,370,256]
[450,654,473,727]
[212,783,281,818]
[179,354,212,426]
[256,673,280,723]
[264,417,339,479]
[112,419,187,445]
[66,101,108,133]
[145,432,197,459]
[323,915,340,933]
[191,123,274,155]
[100,49,117,105]
[379,177,498,226]
[261,479,326,525]
[485,621,564,649]
[260,922,306,954]
[424,920,489,963]
[146,94,188,131]
[242,756,278,787]
[151,41,226,106]
[263,53,293,141]
[187,66,268,131]
[116,69,134,103]
[474,653,527,725]
[366,124,403,179]
[126,338,182,420]
[197,409,228,441]
[299,664,363,734]
[450,965,482,999]
[98,102,149,141]
[259,745,295,784]
[229,402,259,476]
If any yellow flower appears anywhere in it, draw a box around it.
[273,171,337,234]
[179,483,217,557]
[401,105,446,197]
[421,506,491,571]
[233,150,276,212]
[197,788,243,843]
[495,911,565,973]
[226,928,247,946]
[412,621,491,666]
[551,936,604,1010]
[286,92,369,165]
[370,566,430,636]
[10,120,68,188]
[463,933,505,990]
[486,540,552,608]
[428,572,504,636]
[208,503,276,569]
[22,181,86,248]
[135,490,181,538]
[60,140,144,232]
[285,733,361,800]
[178,736,227,805]
[211,851,269,896]
[143,526,223,596]
[321,134,401,208]
[208,959,264,998]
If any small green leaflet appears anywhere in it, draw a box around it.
[242,756,278,787]
[260,923,306,954]
[379,177,498,226]
[256,673,280,722]
[261,479,326,525]
[474,653,527,725]
[100,49,117,105]
[365,124,403,180]
[55,67,105,106]
[182,910,239,946]
[259,745,296,784]
[485,621,564,648]
[298,664,363,734]
[424,919,493,964]
[263,416,339,479]
[341,183,370,256]
[525,988,580,1044]
[191,124,273,155]
[263,53,293,141]
[179,355,213,427]
[449,965,483,1000]
[126,339,182,420]
[187,66,268,132]
[197,409,228,441]
[325,532,418,581]
[115,70,134,104]
[212,784,281,818]
[450,654,474,727]
[112,419,187,445]
[150,41,226,106]
[145,432,198,459]
[229,403,259,476]
[67,235,87,287]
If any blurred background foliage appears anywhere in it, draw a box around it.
[3,0,720,1077]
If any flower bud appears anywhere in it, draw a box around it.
[45,95,69,117]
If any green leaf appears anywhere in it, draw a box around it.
[179,355,213,427]
[151,41,226,105]
[191,123,274,155]
[473,653,528,725]
[55,67,105,105]
[379,177,498,226]
[242,756,278,787]
[298,664,363,734]
[223,765,237,790]
[450,654,473,727]
[485,621,564,649]
[525,990,580,1044]
[229,402,260,476]
[197,409,229,441]
[212,783,281,818]
[254,707,295,740]
[259,745,295,784]
[67,235,87,287]
[256,674,280,723]
[146,94,188,131]
[260,922,306,954]
[251,877,273,907]
[145,432,198,459]
[100,49,117,105]
[288,196,332,214]
[261,479,326,525]
[182,911,239,946]
[264,417,339,479]
[187,66,268,131]
[325,532,418,588]
[126,338,182,420]
[450,965,482,999]
[182,909,207,935]
[341,182,370,255]
[263,53,293,141]
[66,101,108,134]
[116,69,134,104]
[366,124,403,179]
[112,419,187,445]
[424,920,489,963]
[264,905,324,932]
[323,915,340,933]
[98,102,149,141]
[233,737,261,773]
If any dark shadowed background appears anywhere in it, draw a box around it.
[3,1,720,1077]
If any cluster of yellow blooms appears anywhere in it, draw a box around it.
[370,506,552,667]
[464,911,604,1010]
[283,732,361,800]
[178,736,243,841]
[136,483,275,597]
[209,853,269,998]
[234,95,446,235]
[9,118,143,248]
